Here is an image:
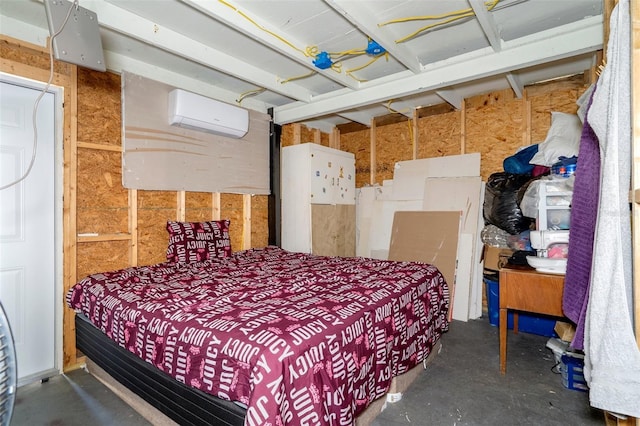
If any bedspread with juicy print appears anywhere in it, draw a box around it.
[67,246,449,426]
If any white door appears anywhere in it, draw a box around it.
[0,78,58,385]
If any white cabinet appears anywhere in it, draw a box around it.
[281,143,356,255]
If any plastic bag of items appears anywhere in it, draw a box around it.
[483,172,534,235]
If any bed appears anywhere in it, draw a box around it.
[67,233,449,426]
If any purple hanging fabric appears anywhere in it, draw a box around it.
[563,88,599,350]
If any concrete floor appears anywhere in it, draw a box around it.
[11,368,151,426]
[11,318,604,426]
[371,318,604,426]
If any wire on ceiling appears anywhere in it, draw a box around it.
[218,0,311,57]
[345,52,389,82]
[236,87,266,104]
[379,0,500,44]
[280,70,317,84]
[218,1,385,80]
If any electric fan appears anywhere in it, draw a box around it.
[0,302,16,426]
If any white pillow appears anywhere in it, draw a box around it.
[529,112,582,166]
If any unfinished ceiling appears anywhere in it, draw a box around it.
[0,0,603,132]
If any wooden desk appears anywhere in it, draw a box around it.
[499,266,565,374]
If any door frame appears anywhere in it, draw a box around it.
[1,72,64,383]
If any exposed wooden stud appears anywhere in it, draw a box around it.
[242,194,252,249]
[77,141,122,152]
[212,192,221,220]
[412,108,418,160]
[292,123,302,144]
[129,189,138,267]
[370,118,377,185]
[177,191,186,221]
[523,89,531,147]
[460,99,467,154]
[77,233,132,243]
[313,128,321,144]
[64,65,80,369]
[330,127,340,150]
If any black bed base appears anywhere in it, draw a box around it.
[75,314,246,426]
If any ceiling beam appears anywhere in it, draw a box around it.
[324,0,422,73]
[506,73,524,98]
[469,0,502,51]
[84,0,313,102]
[274,16,602,124]
[181,0,360,90]
[436,89,464,110]
[105,51,270,113]
[337,110,374,126]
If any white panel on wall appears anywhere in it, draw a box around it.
[356,186,380,258]
[122,72,271,194]
[422,176,484,322]
[391,153,481,200]
[367,183,422,260]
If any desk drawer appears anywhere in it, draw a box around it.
[499,269,564,316]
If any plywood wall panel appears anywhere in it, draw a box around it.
[76,148,128,234]
[376,121,413,184]
[137,190,175,266]
[77,241,130,280]
[138,190,176,209]
[0,36,71,74]
[220,193,244,252]
[340,128,371,188]
[299,126,320,146]
[77,210,129,235]
[417,111,462,159]
[185,192,213,222]
[251,195,269,248]
[465,93,524,181]
[530,93,553,144]
[137,208,173,266]
[529,86,588,145]
[320,132,330,147]
[548,90,581,114]
[281,123,332,148]
[281,124,295,147]
[77,69,121,145]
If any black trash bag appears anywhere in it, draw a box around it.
[483,172,534,235]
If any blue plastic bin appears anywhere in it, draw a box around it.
[484,276,557,337]
[561,353,588,392]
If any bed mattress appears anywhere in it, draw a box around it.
[68,246,449,425]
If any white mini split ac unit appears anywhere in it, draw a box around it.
[168,89,249,138]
